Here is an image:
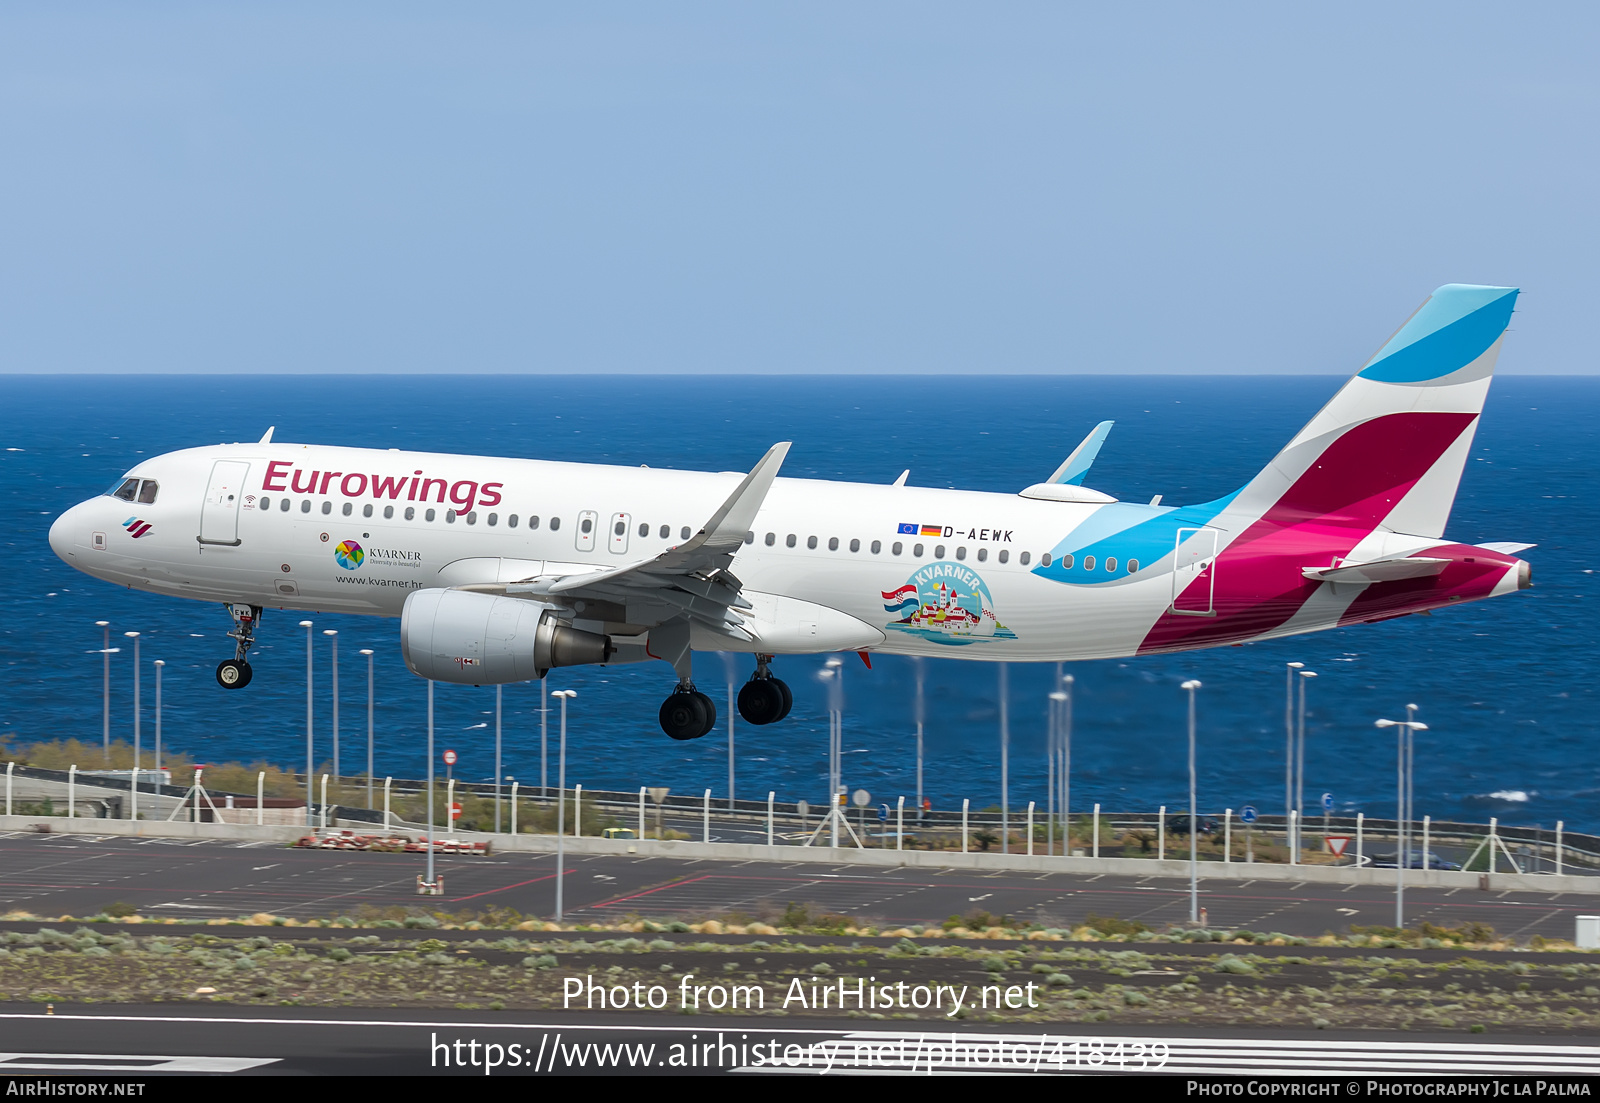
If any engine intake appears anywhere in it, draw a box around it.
[401,588,613,685]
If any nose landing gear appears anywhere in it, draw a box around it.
[736,655,792,726]
[659,683,718,741]
[216,603,262,689]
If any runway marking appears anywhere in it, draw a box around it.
[0,1051,278,1073]
[447,871,566,903]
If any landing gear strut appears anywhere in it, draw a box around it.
[216,603,261,689]
[736,655,792,726]
[659,683,718,740]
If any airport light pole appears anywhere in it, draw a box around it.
[1182,679,1202,924]
[125,633,140,819]
[97,621,111,764]
[1059,677,1073,841]
[823,658,842,848]
[300,620,314,827]
[540,674,548,793]
[153,660,164,776]
[551,689,576,920]
[913,656,924,822]
[324,630,339,781]
[495,684,503,834]
[360,649,375,809]
[1296,669,1317,857]
[999,662,1010,856]
[426,679,435,889]
[1284,662,1303,853]
[1376,712,1427,928]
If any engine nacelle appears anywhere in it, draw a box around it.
[401,588,613,685]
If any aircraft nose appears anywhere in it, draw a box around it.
[48,501,87,562]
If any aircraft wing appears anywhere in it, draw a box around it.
[506,441,792,640]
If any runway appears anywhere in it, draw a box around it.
[2,1006,1599,1075]
[0,833,1587,940]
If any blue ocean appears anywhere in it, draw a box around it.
[1,375,1593,830]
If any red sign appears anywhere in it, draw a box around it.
[443,750,457,766]
[450,802,462,820]
[1326,835,1352,858]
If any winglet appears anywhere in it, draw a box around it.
[892,470,909,487]
[259,426,276,444]
[1047,421,1113,486]
[689,441,792,553]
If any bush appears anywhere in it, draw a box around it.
[102,901,137,918]
[1082,913,1148,937]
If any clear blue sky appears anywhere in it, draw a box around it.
[1,3,1595,374]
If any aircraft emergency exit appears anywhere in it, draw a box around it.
[50,285,1534,740]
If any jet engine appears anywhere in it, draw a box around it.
[400,588,613,685]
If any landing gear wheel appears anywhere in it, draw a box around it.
[216,659,252,689]
[660,690,712,740]
[773,677,793,721]
[738,677,788,725]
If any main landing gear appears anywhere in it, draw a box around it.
[659,684,718,741]
[656,658,793,740]
[736,655,792,727]
[216,603,261,690]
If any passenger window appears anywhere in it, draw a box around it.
[765,533,775,546]
[891,541,902,555]
[977,548,987,562]
[680,526,691,540]
[383,506,394,519]
[851,538,862,553]
[869,540,880,554]
[744,531,754,544]
[581,517,593,534]
[404,507,415,521]
[550,517,560,531]
[259,497,271,511]
[342,503,352,516]
[508,514,519,528]
[1105,557,1117,572]
[529,516,540,529]
[955,547,966,561]
[138,480,159,505]
[488,513,498,526]
[281,499,290,512]
[913,543,923,557]
[111,478,140,502]
[301,500,311,513]
[786,534,796,548]
[1061,553,1075,569]
[425,509,436,522]
[446,510,457,523]
[467,511,477,525]
[934,545,945,558]
[639,522,649,537]
[827,537,838,551]
[660,524,669,539]
[1127,558,1139,573]
[614,520,625,536]
[1019,551,1031,565]
[363,504,373,518]
[1043,553,1054,567]
[998,549,1009,564]
[807,536,818,550]
[321,501,332,515]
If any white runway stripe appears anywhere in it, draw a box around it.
[0,1052,278,1073]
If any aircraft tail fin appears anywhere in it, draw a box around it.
[1226,284,1518,540]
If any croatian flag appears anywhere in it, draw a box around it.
[881,584,919,616]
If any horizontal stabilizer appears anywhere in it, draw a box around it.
[1302,557,1450,585]
[1476,541,1536,555]
[1047,421,1114,486]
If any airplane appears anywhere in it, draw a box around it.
[49,284,1533,740]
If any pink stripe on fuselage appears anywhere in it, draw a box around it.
[1137,412,1477,654]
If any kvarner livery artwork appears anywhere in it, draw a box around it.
[51,285,1534,740]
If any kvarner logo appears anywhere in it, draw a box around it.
[333,540,365,570]
[880,562,1016,644]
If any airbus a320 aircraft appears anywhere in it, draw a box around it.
[51,285,1533,740]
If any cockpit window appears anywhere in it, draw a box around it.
[110,478,140,502]
[137,480,158,505]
